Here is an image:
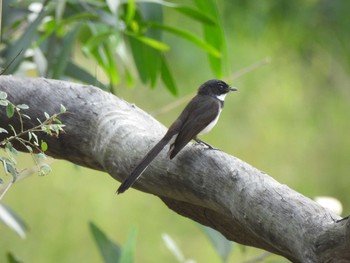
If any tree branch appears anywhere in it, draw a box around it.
[0,76,349,262]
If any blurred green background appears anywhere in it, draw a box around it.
[1,0,350,262]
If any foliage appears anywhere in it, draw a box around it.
[90,222,137,263]
[0,91,66,243]
[0,91,65,188]
[1,0,226,94]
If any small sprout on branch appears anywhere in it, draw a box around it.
[0,94,67,198]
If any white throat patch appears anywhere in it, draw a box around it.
[216,93,227,101]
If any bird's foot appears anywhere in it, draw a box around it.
[336,215,349,223]
[194,138,221,151]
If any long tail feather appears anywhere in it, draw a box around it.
[117,137,169,194]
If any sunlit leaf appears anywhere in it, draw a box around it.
[126,32,170,51]
[60,104,66,113]
[0,100,8,106]
[107,0,119,14]
[16,104,29,110]
[0,204,28,239]
[33,47,48,76]
[162,233,185,262]
[41,141,48,152]
[126,0,136,25]
[0,128,8,134]
[0,91,7,100]
[55,0,67,22]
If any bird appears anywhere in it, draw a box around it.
[117,79,237,194]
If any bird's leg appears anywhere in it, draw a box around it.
[194,138,220,151]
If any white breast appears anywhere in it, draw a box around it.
[199,109,222,135]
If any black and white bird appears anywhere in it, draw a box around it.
[117,79,237,194]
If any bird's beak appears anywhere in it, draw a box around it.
[230,87,238,92]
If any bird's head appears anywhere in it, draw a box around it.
[198,79,237,98]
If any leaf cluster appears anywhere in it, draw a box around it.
[0,91,66,191]
[1,0,226,94]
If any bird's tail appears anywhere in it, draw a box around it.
[117,137,169,194]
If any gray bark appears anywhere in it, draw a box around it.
[0,75,349,263]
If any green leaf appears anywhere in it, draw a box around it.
[130,1,215,25]
[103,42,120,86]
[120,227,138,263]
[52,24,81,79]
[126,32,170,51]
[41,141,48,152]
[0,204,28,239]
[81,24,120,87]
[148,23,221,58]
[89,222,121,263]
[160,57,177,95]
[6,252,23,263]
[128,34,161,86]
[6,104,15,118]
[65,62,108,90]
[171,6,216,26]
[82,31,115,54]
[126,0,136,25]
[4,7,51,73]
[198,224,233,262]
[194,0,226,77]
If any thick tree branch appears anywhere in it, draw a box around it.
[0,76,349,262]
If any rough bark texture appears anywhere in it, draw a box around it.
[0,76,349,262]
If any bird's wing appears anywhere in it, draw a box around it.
[168,96,220,159]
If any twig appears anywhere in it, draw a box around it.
[152,57,271,117]
[229,57,271,81]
